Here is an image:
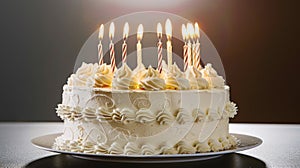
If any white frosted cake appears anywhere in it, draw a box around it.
[53,61,238,155]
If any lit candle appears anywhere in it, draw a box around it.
[182,24,188,71]
[187,23,194,66]
[190,24,196,68]
[98,24,104,65]
[194,22,201,69]
[122,22,129,64]
[136,24,143,67]
[109,22,116,72]
[157,23,163,73]
[165,19,172,69]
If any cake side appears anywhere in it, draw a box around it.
[53,62,238,155]
[54,86,238,155]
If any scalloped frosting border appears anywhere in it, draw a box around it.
[56,102,237,125]
[53,134,238,155]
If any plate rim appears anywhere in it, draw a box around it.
[31,133,262,159]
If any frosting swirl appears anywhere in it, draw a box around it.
[224,101,238,118]
[94,64,113,88]
[139,66,166,90]
[67,62,98,87]
[112,63,138,90]
[133,63,146,81]
[165,63,190,90]
[201,63,225,88]
[185,66,209,89]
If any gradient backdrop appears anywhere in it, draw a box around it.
[0,0,299,123]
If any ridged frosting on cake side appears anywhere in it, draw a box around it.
[53,117,238,155]
[57,87,238,124]
[53,133,237,155]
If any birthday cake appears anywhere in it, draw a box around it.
[53,20,238,155]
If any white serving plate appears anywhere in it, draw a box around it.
[31,133,262,163]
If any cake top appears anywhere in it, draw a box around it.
[66,61,225,91]
[67,19,226,91]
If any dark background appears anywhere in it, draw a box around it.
[0,0,299,123]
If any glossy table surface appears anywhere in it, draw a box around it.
[0,123,299,168]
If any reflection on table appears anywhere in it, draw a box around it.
[24,153,267,168]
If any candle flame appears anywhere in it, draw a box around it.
[165,19,172,40]
[181,24,187,41]
[98,24,104,40]
[123,22,129,40]
[109,22,115,40]
[187,23,194,40]
[157,23,162,39]
[137,24,143,41]
[194,22,200,39]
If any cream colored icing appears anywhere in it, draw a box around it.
[53,130,237,155]
[201,63,225,88]
[67,62,98,87]
[185,66,209,89]
[139,66,166,90]
[68,62,227,90]
[94,64,113,88]
[133,63,146,81]
[224,101,238,118]
[112,63,138,90]
[55,61,238,155]
[165,63,190,90]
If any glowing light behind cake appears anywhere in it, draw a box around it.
[100,0,192,9]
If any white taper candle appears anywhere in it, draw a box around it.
[165,19,172,69]
[136,24,143,67]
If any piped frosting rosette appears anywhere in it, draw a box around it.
[67,62,98,87]
[94,64,113,88]
[112,63,138,90]
[185,66,209,89]
[201,63,225,88]
[164,63,190,90]
[139,66,166,90]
